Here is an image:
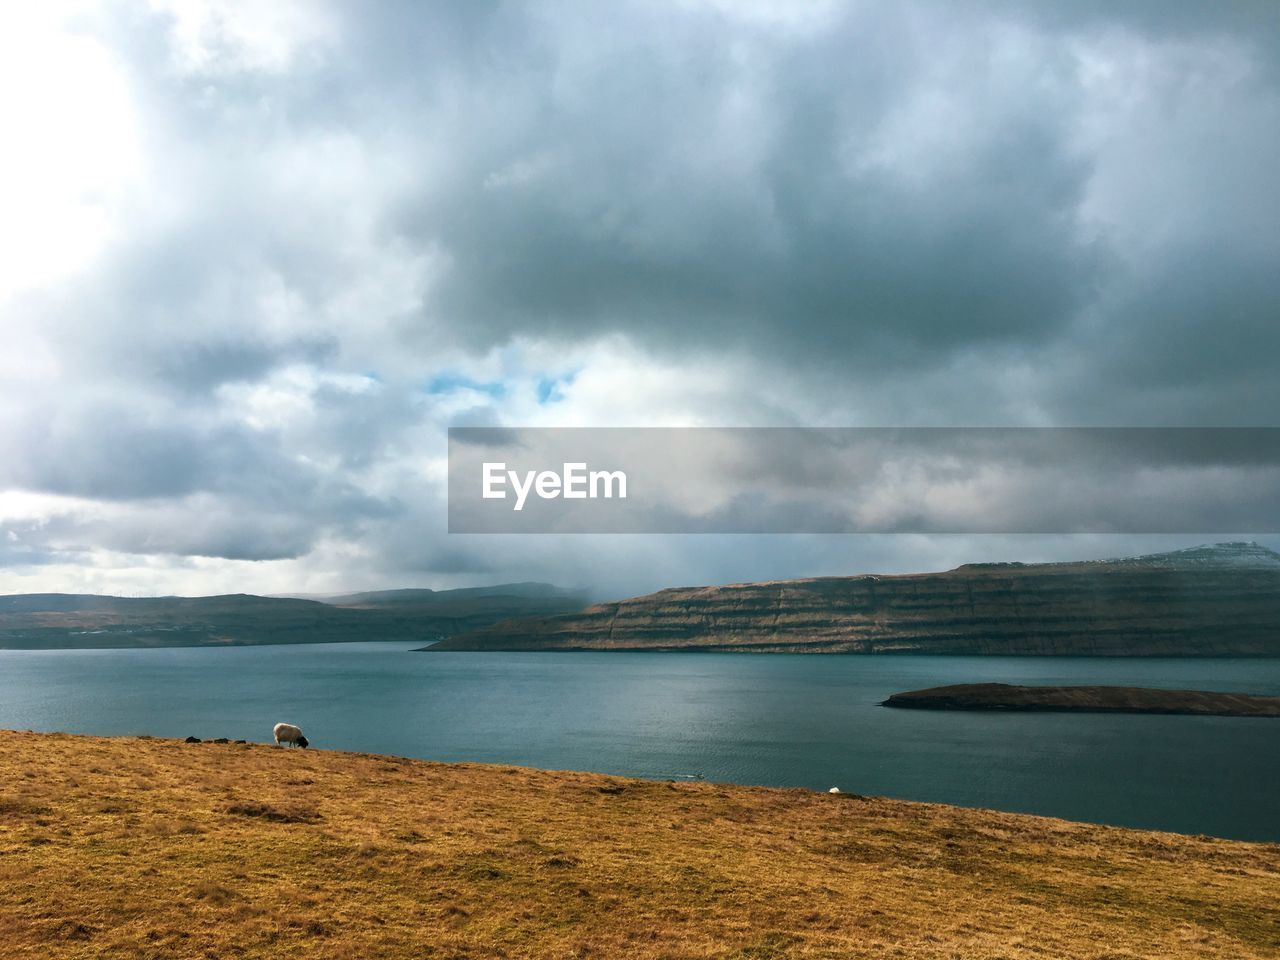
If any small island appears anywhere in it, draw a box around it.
[882,683,1280,717]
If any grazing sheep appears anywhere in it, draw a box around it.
[828,787,841,794]
[273,722,309,748]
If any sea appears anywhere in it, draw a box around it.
[1,643,1277,841]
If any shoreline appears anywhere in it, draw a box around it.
[1,728,1275,843]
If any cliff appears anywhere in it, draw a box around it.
[427,542,1280,655]
[882,683,1280,716]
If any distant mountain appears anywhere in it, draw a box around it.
[958,541,1280,572]
[427,542,1280,656]
[323,582,581,606]
[0,585,587,650]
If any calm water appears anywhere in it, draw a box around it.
[1,644,1277,841]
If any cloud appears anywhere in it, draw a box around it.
[0,0,1278,595]
[378,4,1103,372]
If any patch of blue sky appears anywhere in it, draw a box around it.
[537,370,579,404]
[426,373,506,398]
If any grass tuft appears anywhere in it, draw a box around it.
[224,801,320,824]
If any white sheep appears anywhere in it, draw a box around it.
[273,722,309,748]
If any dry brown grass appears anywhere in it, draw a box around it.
[0,730,1276,959]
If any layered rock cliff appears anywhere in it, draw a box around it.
[427,542,1280,655]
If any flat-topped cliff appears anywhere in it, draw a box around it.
[426,542,1280,655]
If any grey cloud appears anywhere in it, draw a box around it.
[61,0,1280,411]
[10,400,275,502]
[989,0,1280,46]
[5,0,1280,593]
[448,427,1280,535]
[0,524,63,569]
[377,3,1104,373]
[0,386,403,562]
[94,509,318,563]
[5,506,314,563]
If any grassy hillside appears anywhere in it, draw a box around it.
[1,732,1277,959]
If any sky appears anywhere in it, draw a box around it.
[1,1,1278,599]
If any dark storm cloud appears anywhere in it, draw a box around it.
[363,2,1104,370]
[299,0,1279,422]
[62,0,1280,408]
[1058,240,1280,425]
